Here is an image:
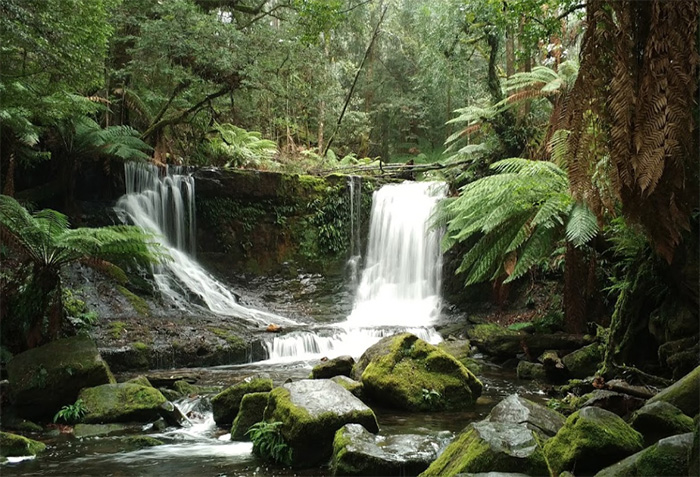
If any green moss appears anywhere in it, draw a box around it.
[468,323,518,342]
[123,436,164,449]
[110,321,127,339]
[562,343,603,378]
[79,383,167,423]
[635,437,690,476]
[116,286,149,316]
[361,333,483,412]
[209,328,246,350]
[543,407,643,475]
[0,431,46,458]
[231,391,269,441]
[211,377,273,426]
[172,379,197,397]
[647,365,700,416]
[126,376,153,387]
[631,401,694,443]
[131,341,149,352]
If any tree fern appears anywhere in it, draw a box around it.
[440,156,597,287]
[205,123,278,169]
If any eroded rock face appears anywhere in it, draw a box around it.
[264,379,379,468]
[359,333,483,412]
[543,406,644,475]
[79,383,167,424]
[331,423,450,476]
[211,376,272,426]
[485,394,565,438]
[594,432,694,477]
[7,336,114,420]
[419,421,548,477]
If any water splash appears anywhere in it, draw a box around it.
[116,163,295,326]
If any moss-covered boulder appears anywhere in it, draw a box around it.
[647,365,700,417]
[231,391,269,441]
[211,376,272,426]
[562,343,602,379]
[331,375,363,399]
[264,379,379,468]
[331,423,447,476]
[360,333,483,412]
[630,401,694,446]
[594,432,694,477]
[7,336,114,420]
[467,324,522,358]
[312,355,354,379]
[689,417,699,477]
[516,360,547,381]
[126,375,153,388]
[0,431,46,458]
[419,421,548,477]
[79,383,167,423]
[486,394,566,438]
[580,389,645,417]
[543,406,644,475]
[123,435,165,450]
[73,423,139,438]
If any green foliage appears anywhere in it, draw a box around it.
[203,123,279,169]
[110,321,127,339]
[116,285,150,316]
[62,116,152,162]
[439,158,598,287]
[247,421,293,466]
[53,399,87,424]
[62,289,99,329]
[309,188,350,256]
[421,388,443,408]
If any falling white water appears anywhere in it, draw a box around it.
[348,181,447,326]
[262,181,447,362]
[346,175,363,286]
[115,162,295,326]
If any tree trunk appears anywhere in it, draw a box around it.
[564,243,588,334]
[26,267,63,349]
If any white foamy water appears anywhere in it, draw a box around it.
[116,162,295,326]
[261,181,447,362]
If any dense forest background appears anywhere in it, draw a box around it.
[1,0,698,381]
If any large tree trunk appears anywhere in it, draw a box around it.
[26,267,63,349]
[563,243,589,334]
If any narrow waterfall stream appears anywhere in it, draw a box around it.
[115,163,295,327]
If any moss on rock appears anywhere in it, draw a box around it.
[562,343,602,379]
[543,406,643,475]
[0,431,46,458]
[360,333,482,412]
[330,375,363,399]
[231,391,269,441]
[419,421,548,477]
[647,365,700,417]
[630,401,694,445]
[264,379,379,468]
[211,377,273,426]
[79,383,167,423]
[595,432,694,476]
[123,436,164,449]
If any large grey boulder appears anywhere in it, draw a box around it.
[419,421,548,477]
[360,333,482,412]
[7,336,114,420]
[486,394,565,438]
[211,376,272,426]
[543,406,644,475]
[594,432,694,476]
[332,423,449,476]
[78,383,167,423]
[264,379,379,468]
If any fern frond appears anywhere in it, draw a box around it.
[565,202,599,248]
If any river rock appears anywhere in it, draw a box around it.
[312,355,355,379]
[543,406,644,475]
[360,333,483,412]
[331,423,447,476]
[594,432,694,477]
[79,383,167,423]
[580,389,645,417]
[264,379,379,468]
[0,431,46,459]
[211,376,272,426]
[7,336,114,420]
[231,391,269,441]
[562,343,602,378]
[647,365,700,416]
[73,423,140,438]
[419,421,548,476]
[485,394,565,438]
[331,375,363,398]
[690,418,699,477]
[629,401,694,446]
[516,361,547,381]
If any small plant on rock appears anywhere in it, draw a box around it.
[422,388,442,408]
[247,421,292,465]
[53,399,87,424]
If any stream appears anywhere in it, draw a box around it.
[2,166,548,476]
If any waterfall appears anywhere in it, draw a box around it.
[262,180,446,362]
[116,162,295,326]
[348,181,447,326]
[346,175,363,286]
